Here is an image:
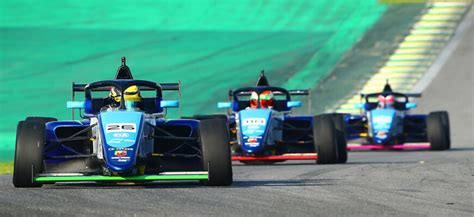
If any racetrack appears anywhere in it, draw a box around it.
[0,11,472,217]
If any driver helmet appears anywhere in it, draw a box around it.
[123,85,142,110]
[259,90,274,109]
[378,94,394,108]
[108,85,142,110]
[250,91,259,109]
[109,87,121,107]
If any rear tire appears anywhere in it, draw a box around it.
[331,113,348,163]
[25,117,57,125]
[313,114,339,164]
[13,121,45,188]
[428,111,450,150]
[199,119,233,186]
[439,112,450,149]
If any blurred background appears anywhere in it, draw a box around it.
[0,0,471,161]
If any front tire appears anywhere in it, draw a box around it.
[199,119,233,186]
[313,114,339,164]
[13,121,45,188]
[428,111,450,150]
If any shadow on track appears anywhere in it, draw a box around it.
[346,161,420,165]
[44,178,333,189]
[348,147,474,153]
[232,162,319,167]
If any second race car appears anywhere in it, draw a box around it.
[194,72,348,165]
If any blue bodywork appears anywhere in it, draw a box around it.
[345,91,428,145]
[99,111,144,172]
[42,79,203,175]
[370,109,396,144]
[220,86,316,156]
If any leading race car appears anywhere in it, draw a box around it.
[13,57,232,187]
[345,81,450,150]
[200,72,347,164]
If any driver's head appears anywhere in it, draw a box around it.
[109,87,121,107]
[385,95,394,107]
[250,91,259,109]
[108,86,142,109]
[377,94,394,108]
[259,90,274,108]
[123,85,142,110]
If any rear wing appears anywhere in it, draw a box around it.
[289,89,310,96]
[228,89,310,97]
[227,88,312,113]
[360,92,422,98]
[70,81,181,119]
[72,82,180,92]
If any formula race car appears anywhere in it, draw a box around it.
[199,72,347,164]
[13,57,232,187]
[345,81,450,150]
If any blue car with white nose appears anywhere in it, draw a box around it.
[13,57,232,187]
[346,82,450,151]
[207,72,348,165]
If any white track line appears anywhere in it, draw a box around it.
[412,5,473,93]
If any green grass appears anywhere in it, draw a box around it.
[0,162,13,175]
[0,0,387,161]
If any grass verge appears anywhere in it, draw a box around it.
[0,162,13,175]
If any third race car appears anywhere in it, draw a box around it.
[345,81,450,150]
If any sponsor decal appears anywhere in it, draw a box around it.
[247,138,258,143]
[108,138,136,144]
[243,129,265,135]
[244,142,260,147]
[111,156,131,162]
[113,133,129,138]
[376,131,388,139]
[108,147,134,151]
[373,116,392,123]
[114,150,127,157]
[247,125,261,130]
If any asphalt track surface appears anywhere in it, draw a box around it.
[1,19,473,217]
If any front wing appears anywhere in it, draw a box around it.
[35,171,208,183]
[347,143,431,150]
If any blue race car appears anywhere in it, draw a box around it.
[345,82,450,150]
[13,57,232,187]
[208,72,347,164]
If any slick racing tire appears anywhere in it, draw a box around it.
[13,121,45,188]
[428,111,450,150]
[199,118,233,186]
[331,113,348,164]
[313,114,339,164]
[25,117,57,125]
[439,111,451,149]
